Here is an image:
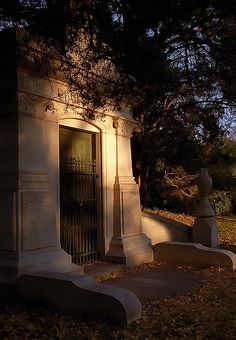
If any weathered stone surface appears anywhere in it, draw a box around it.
[0,249,83,285]
[0,191,16,251]
[142,211,190,244]
[17,272,142,326]
[192,217,218,248]
[21,191,57,250]
[192,168,218,248]
[0,29,152,324]
[106,175,153,265]
[153,241,236,270]
[106,233,153,266]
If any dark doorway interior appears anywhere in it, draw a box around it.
[59,126,100,264]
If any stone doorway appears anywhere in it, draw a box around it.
[59,126,101,264]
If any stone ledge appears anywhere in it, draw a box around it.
[17,272,141,326]
[142,211,189,233]
[153,242,236,270]
[141,212,190,244]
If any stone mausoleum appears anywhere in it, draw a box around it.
[0,28,153,324]
[1,28,235,325]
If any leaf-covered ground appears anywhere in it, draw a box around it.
[0,212,236,339]
[150,208,236,253]
[144,208,195,226]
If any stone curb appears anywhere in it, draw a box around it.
[153,242,236,270]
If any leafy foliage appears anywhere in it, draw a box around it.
[207,138,236,214]
[142,163,198,212]
[1,1,235,112]
[1,1,236,207]
[209,138,236,177]
[209,190,233,216]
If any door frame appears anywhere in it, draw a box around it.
[59,120,103,263]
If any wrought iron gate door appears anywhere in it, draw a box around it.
[59,127,100,264]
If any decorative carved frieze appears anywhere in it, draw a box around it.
[18,92,37,116]
[45,101,56,115]
[112,117,136,137]
[18,92,59,119]
[56,88,80,106]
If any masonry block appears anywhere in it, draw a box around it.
[17,272,142,326]
[153,241,236,270]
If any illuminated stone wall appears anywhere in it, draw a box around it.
[0,29,152,285]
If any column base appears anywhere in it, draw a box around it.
[0,248,83,284]
[106,233,153,266]
[192,217,218,248]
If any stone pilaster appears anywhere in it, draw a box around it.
[106,117,153,265]
[0,90,82,285]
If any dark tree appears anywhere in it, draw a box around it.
[1,0,236,207]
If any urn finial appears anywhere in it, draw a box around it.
[193,168,214,217]
[192,168,218,248]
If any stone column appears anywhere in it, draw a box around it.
[192,168,218,248]
[0,91,81,286]
[106,117,153,265]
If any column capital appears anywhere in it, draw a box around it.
[112,116,136,138]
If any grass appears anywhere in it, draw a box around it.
[0,212,236,339]
[217,216,236,253]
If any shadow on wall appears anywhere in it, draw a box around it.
[142,211,191,245]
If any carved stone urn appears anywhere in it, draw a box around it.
[197,168,212,196]
[193,168,215,217]
[192,168,218,248]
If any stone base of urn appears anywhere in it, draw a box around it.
[192,217,218,248]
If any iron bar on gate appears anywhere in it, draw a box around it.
[60,157,99,264]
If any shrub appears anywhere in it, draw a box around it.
[209,190,233,216]
[146,165,198,213]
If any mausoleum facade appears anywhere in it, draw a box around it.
[0,28,152,286]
